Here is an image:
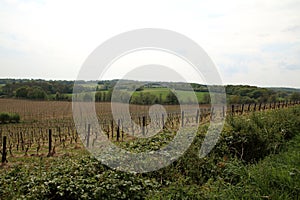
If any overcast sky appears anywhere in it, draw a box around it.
[0,0,300,87]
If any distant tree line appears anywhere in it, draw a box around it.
[0,79,299,104]
[94,90,179,105]
[225,85,300,104]
[0,79,74,100]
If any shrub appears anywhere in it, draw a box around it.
[0,112,10,123]
[0,112,21,123]
[9,113,20,123]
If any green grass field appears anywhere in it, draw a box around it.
[131,87,209,103]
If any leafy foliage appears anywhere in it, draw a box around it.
[0,112,20,123]
[0,157,160,200]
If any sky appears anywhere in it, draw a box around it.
[0,0,300,88]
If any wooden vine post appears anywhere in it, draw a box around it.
[241,104,244,114]
[162,114,165,129]
[181,111,185,127]
[117,119,120,142]
[47,129,52,157]
[142,116,146,136]
[222,106,225,118]
[87,124,91,148]
[111,120,114,139]
[258,103,262,111]
[210,107,214,120]
[2,136,7,164]
[196,109,199,123]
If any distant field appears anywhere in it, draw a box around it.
[70,87,210,103]
[131,87,208,103]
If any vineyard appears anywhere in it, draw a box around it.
[0,98,300,199]
[0,98,299,161]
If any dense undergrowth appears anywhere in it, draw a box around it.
[0,106,300,199]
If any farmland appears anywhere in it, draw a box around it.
[0,96,300,199]
[1,79,300,104]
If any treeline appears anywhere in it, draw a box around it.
[226,85,300,104]
[94,90,179,105]
[0,79,299,104]
[0,79,74,100]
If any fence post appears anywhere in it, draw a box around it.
[121,120,124,142]
[107,125,110,139]
[0,129,2,148]
[222,106,225,118]
[111,120,114,139]
[181,111,185,127]
[241,104,244,114]
[117,119,120,142]
[142,116,146,135]
[253,103,257,111]
[162,114,165,129]
[47,129,52,157]
[210,107,215,120]
[87,124,90,147]
[231,105,235,115]
[258,103,262,111]
[2,136,7,164]
[200,108,203,122]
[131,120,134,137]
[196,109,199,123]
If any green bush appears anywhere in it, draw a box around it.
[0,112,21,123]
[9,113,20,123]
[0,112,10,123]
[222,107,300,163]
[0,157,160,200]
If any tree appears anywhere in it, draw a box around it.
[165,91,179,104]
[290,92,300,101]
[16,86,29,98]
[143,93,156,105]
[268,95,277,103]
[83,93,93,101]
[202,93,211,104]
[229,95,240,104]
[159,93,162,104]
[55,92,61,100]
[95,92,103,102]
[27,87,47,100]
[106,89,112,101]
